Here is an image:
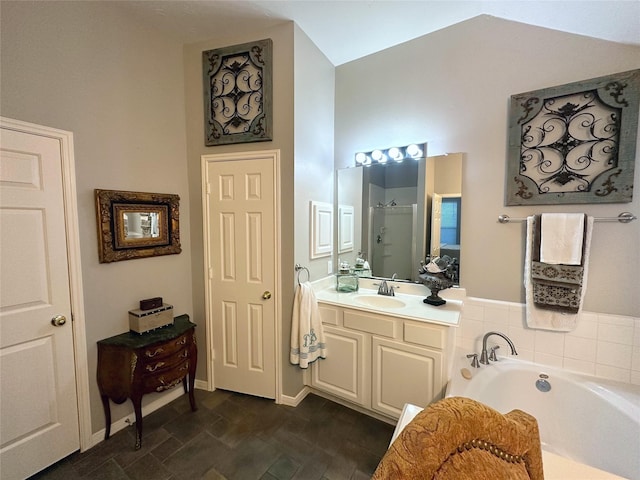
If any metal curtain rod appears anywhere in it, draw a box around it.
[498,212,636,224]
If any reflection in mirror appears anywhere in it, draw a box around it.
[431,193,461,284]
[123,212,160,239]
[337,153,462,284]
[112,203,169,250]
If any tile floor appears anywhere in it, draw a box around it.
[29,390,395,480]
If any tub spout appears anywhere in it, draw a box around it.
[479,331,517,365]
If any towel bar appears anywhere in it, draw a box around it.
[498,212,636,224]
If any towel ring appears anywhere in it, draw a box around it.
[295,264,310,285]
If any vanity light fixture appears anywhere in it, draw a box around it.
[355,143,426,166]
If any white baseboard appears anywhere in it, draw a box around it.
[279,386,311,407]
[195,379,211,391]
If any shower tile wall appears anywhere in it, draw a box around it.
[455,297,640,386]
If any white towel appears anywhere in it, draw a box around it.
[290,281,326,368]
[524,216,593,331]
[540,213,585,265]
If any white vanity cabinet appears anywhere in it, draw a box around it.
[371,337,443,418]
[311,324,368,406]
[310,302,452,421]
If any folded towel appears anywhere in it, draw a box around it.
[540,213,585,265]
[525,215,593,331]
[290,282,326,368]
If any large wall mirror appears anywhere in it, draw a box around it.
[336,153,462,284]
[95,189,181,263]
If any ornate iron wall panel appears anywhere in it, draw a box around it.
[203,39,272,146]
[506,69,639,205]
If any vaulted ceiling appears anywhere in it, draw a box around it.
[117,0,639,65]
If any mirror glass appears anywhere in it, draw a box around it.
[123,212,161,239]
[337,153,462,284]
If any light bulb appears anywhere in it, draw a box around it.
[388,147,403,161]
[406,144,422,158]
[371,150,387,163]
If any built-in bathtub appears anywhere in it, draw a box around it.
[445,350,640,480]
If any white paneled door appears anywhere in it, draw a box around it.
[203,151,279,399]
[0,125,80,479]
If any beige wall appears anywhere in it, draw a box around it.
[293,24,336,283]
[335,15,640,317]
[290,25,335,392]
[1,2,192,432]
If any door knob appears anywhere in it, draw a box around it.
[262,291,272,300]
[51,315,67,327]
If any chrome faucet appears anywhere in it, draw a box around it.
[377,279,395,296]
[479,331,517,364]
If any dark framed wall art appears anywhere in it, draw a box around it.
[506,69,639,205]
[203,38,273,146]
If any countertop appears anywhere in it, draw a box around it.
[311,276,463,327]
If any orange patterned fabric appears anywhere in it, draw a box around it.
[372,397,544,480]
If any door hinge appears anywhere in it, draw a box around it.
[208,267,213,279]
[206,183,211,195]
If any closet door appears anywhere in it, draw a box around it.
[202,150,279,398]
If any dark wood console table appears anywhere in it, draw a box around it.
[97,314,197,449]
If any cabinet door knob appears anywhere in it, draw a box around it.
[51,315,67,327]
[262,291,272,300]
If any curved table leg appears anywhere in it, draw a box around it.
[101,395,112,440]
[131,395,143,450]
[188,343,198,412]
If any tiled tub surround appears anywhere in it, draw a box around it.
[456,297,640,386]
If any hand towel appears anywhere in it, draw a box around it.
[524,215,593,331]
[540,213,585,265]
[290,281,327,368]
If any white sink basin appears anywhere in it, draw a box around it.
[354,295,406,309]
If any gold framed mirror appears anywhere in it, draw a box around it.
[95,189,181,263]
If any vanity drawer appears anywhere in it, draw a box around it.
[344,310,396,337]
[403,322,445,349]
[319,305,341,325]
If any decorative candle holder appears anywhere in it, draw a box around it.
[419,273,455,306]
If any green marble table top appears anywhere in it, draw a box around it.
[97,314,195,348]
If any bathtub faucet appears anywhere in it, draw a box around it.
[479,331,518,365]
